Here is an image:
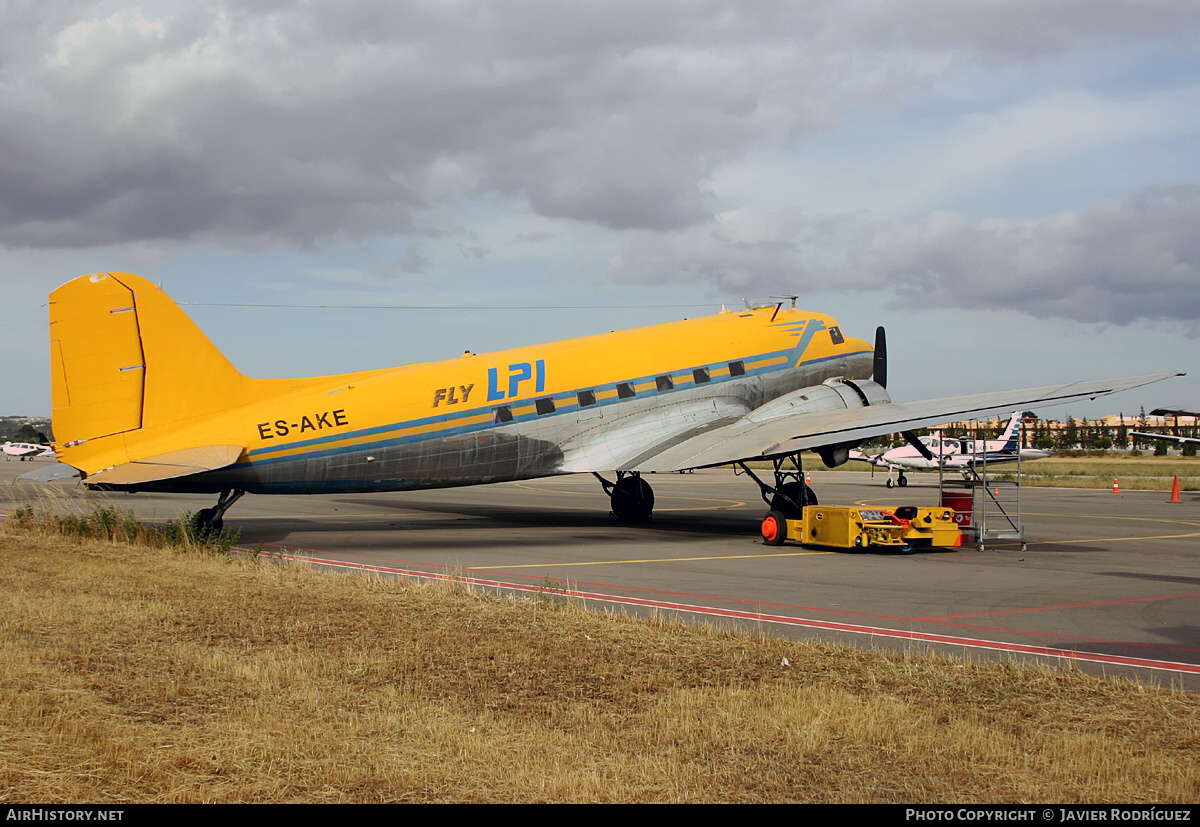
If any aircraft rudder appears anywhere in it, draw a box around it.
[50,272,250,450]
[1000,411,1022,449]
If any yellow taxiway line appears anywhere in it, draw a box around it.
[468,549,832,570]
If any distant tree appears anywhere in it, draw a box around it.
[1184,442,1197,457]
[1035,435,1055,451]
[12,425,49,444]
[1062,417,1079,449]
[1155,440,1168,456]
[1080,422,1096,450]
[1115,424,1129,450]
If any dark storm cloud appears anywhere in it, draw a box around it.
[3,0,1199,255]
[610,186,1200,329]
[848,185,1200,328]
[0,0,796,247]
[846,0,1200,58]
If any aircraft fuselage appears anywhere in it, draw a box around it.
[78,306,875,494]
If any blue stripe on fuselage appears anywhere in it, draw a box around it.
[242,342,863,470]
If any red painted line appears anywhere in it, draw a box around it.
[900,618,1200,656]
[254,548,1200,678]
[917,592,1200,621]
[255,543,1200,657]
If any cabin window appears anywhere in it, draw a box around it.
[617,382,636,399]
[692,367,711,384]
[493,405,513,424]
[829,326,844,344]
[535,397,556,416]
[656,375,674,392]
[577,389,597,407]
[728,360,746,377]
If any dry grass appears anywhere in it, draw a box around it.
[2,518,1198,803]
[1003,455,1200,490]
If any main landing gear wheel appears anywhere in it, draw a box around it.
[898,473,908,488]
[610,474,654,522]
[769,481,817,518]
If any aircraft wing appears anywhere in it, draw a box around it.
[628,372,1182,472]
[1130,431,1200,447]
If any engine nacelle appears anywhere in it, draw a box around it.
[746,377,890,422]
[746,378,891,468]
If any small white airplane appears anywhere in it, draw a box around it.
[1130,407,1200,448]
[850,411,1050,487]
[2,441,55,461]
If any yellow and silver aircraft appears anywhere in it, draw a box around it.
[39,272,1180,534]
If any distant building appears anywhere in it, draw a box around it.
[930,413,1197,450]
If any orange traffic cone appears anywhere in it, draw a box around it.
[805,470,812,484]
[1169,475,1181,503]
[1112,477,1120,493]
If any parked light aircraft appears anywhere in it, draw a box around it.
[849,411,1051,488]
[32,272,1181,535]
[1131,407,1200,448]
[2,441,54,461]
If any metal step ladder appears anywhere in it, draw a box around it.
[938,422,1027,551]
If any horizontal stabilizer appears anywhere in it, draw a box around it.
[17,464,83,483]
[85,445,243,486]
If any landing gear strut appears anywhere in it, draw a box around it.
[191,489,244,538]
[595,471,654,522]
[737,454,818,518]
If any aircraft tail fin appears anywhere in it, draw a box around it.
[999,411,1022,451]
[50,272,254,449]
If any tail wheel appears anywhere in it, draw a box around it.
[761,511,788,546]
[192,507,223,538]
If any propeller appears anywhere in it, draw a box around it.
[902,430,935,461]
[873,326,886,388]
[874,326,934,461]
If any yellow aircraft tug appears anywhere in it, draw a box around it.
[760,505,961,553]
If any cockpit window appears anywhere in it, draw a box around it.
[828,326,844,344]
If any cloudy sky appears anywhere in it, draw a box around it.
[3,0,1199,420]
